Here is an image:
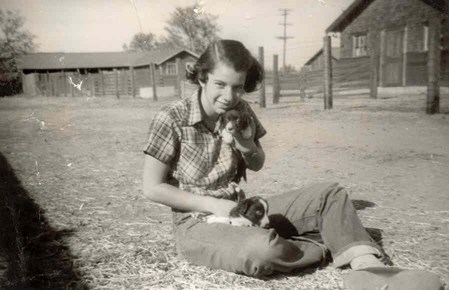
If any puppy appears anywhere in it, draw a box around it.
[205,184,270,228]
[218,109,253,144]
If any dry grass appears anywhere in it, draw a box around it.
[0,89,448,289]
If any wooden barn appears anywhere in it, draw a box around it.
[301,0,448,94]
[325,0,449,87]
[17,48,198,98]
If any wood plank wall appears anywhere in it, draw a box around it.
[25,66,182,97]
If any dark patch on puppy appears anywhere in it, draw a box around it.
[230,196,270,228]
[218,109,253,144]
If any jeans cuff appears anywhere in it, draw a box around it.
[333,243,383,268]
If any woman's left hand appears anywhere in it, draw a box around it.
[232,119,258,154]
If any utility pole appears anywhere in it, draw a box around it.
[276,9,293,72]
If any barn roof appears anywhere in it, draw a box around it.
[326,0,449,33]
[304,47,341,66]
[16,48,198,70]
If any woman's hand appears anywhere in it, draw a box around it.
[211,199,238,217]
[229,119,265,171]
[144,155,239,215]
[232,119,258,154]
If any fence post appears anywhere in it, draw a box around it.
[70,72,75,97]
[50,72,55,96]
[176,58,182,97]
[100,69,105,96]
[151,63,158,101]
[369,31,379,99]
[114,68,120,99]
[45,71,50,97]
[258,46,266,108]
[273,54,280,104]
[323,35,333,109]
[379,30,386,87]
[62,70,67,97]
[54,72,59,96]
[402,26,408,86]
[121,68,126,95]
[87,71,92,97]
[427,17,441,114]
[130,66,135,98]
[76,68,81,97]
[299,68,306,102]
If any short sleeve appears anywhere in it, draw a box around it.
[143,110,179,165]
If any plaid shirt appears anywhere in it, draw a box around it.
[144,89,266,200]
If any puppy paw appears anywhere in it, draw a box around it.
[230,217,253,227]
[221,130,234,144]
[205,216,231,224]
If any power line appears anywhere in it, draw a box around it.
[276,9,293,71]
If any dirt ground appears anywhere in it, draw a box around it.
[0,88,448,289]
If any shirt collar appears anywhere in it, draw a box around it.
[187,88,203,126]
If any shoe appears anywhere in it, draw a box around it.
[343,266,442,290]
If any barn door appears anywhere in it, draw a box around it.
[382,29,403,86]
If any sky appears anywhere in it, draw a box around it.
[0,0,354,69]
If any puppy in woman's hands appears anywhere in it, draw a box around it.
[218,109,253,145]
[205,183,270,228]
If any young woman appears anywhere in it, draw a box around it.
[142,40,441,289]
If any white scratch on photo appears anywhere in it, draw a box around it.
[68,76,83,91]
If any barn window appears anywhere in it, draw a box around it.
[165,63,177,75]
[352,34,367,57]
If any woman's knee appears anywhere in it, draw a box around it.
[316,182,349,205]
[240,229,302,276]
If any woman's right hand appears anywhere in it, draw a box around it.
[144,155,239,216]
[212,199,238,217]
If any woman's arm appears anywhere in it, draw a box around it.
[142,154,237,216]
[239,140,265,171]
[233,120,265,171]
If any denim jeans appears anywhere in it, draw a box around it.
[173,182,382,277]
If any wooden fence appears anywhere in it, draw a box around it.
[22,64,183,99]
[263,57,371,95]
[265,50,449,97]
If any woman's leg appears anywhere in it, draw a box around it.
[174,215,324,277]
[174,182,379,276]
[266,182,382,267]
[266,183,442,289]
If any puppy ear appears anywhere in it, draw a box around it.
[237,199,251,216]
[240,113,251,129]
[236,188,246,203]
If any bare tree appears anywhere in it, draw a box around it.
[164,5,220,54]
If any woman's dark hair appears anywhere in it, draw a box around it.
[186,40,264,93]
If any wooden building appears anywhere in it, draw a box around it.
[325,0,449,87]
[304,47,341,71]
[17,48,198,97]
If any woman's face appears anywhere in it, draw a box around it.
[200,61,246,119]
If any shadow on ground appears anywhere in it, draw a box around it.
[0,152,87,289]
